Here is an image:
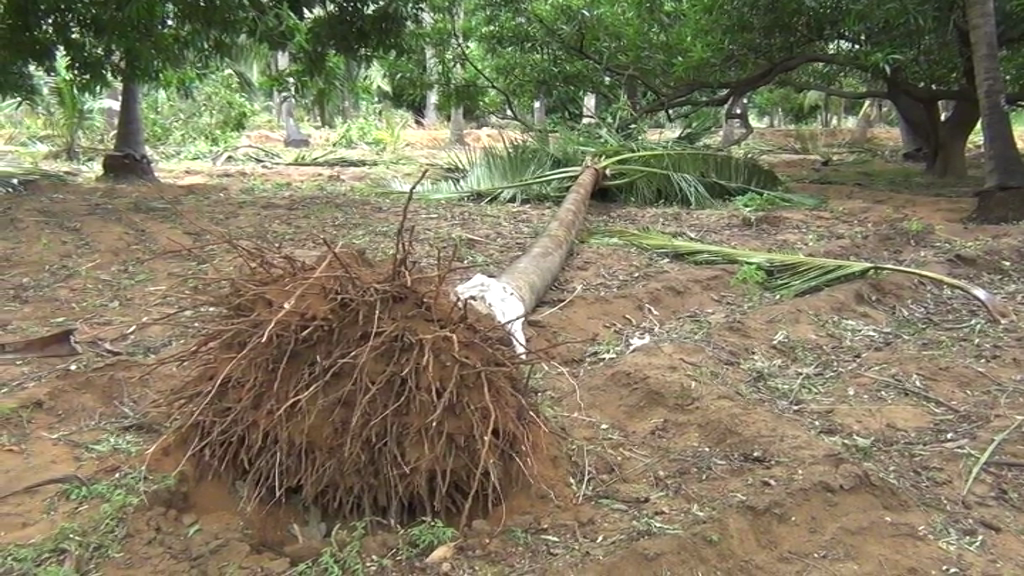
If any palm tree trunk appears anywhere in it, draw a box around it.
[966,0,1024,223]
[455,167,603,355]
[582,92,598,124]
[101,67,158,183]
[275,50,310,149]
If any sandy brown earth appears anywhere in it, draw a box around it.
[2,129,1024,575]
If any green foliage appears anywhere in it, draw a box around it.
[142,70,265,154]
[591,227,1011,322]
[0,470,176,575]
[400,518,458,557]
[0,54,110,158]
[733,191,824,212]
[0,0,258,92]
[397,127,791,208]
[290,521,370,576]
[331,106,411,152]
[732,263,769,291]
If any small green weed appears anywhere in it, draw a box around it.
[0,469,177,575]
[400,518,458,558]
[731,263,767,290]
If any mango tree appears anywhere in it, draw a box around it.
[966,0,1024,222]
[467,0,1024,179]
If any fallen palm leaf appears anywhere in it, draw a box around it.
[0,160,72,193]
[0,328,83,360]
[390,134,799,208]
[590,228,1014,324]
[211,145,375,168]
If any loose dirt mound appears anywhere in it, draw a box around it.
[158,238,559,526]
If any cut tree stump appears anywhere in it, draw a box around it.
[100,151,159,184]
[967,187,1024,224]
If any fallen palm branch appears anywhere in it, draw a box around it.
[590,227,1014,324]
[153,182,560,528]
[389,135,807,208]
[211,145,377,168]
[0,328,82,360]
[0,160,72,193]
[455,166,603,354]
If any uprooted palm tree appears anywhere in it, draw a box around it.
[390,125,821,351]
[393,127,1011,353]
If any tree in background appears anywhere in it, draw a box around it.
[965,0,1024,222]
[0,0,422,183]
[0,0,258,182]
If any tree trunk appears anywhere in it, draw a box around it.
[851,99,878,145]
[454,167,603,355]
[275,50,310,149]
[533,95,547,128]
[582,92,598,124]
[720,95,753,148]
[424,47,440,128]
[103,86,120,132]
[533,93,549,146]
[895,107,928,160]
[966,0,1024,188]
[317,95,334,128]
[965,0,1024,222]
[887,84,979,177]
[101,73,157,184]
[624,76,641,113]
[342,58,361,120]
[449,105,466,146]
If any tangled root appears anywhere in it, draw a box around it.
[158,239,552,526]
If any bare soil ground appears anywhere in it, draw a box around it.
[3,128,1024,575]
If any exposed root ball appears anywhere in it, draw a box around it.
[161,244,549,525]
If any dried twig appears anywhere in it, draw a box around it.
[391,168,429,277]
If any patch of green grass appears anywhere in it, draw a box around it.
[0,469,177,575]
[82,431,145,458]
[289,517,457,576]
[796,161,981,195]
[289,521,369,576]
[400,518,458,558]
[731,263,768,291]
[506,527,531,546]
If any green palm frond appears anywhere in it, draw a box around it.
[210,145,376,167]
[589,227,1013,324]
[0,161,72,193]
[387,141,575,203]
[391,134,801,208]
[599,148,788,207]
